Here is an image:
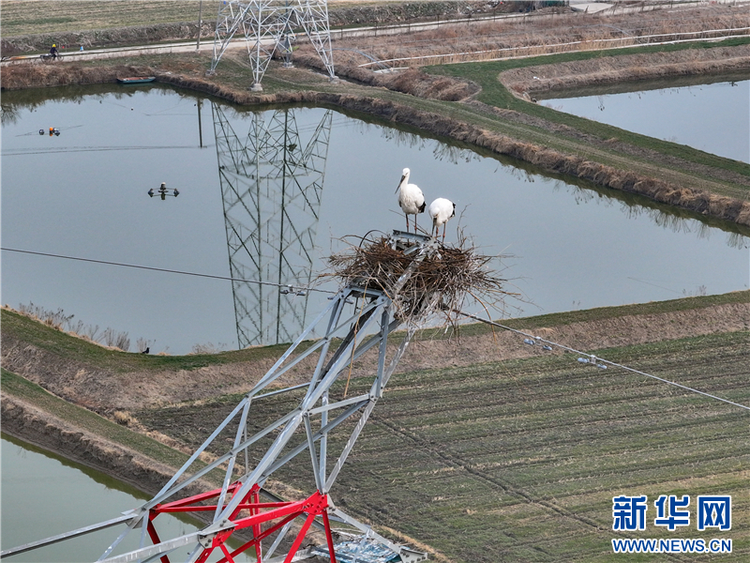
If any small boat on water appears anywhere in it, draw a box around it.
[117,76,156,84]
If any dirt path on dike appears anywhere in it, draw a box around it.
[3,299,748,416]
[3,296,749,496]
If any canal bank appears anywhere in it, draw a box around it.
[3,292,749,475]
[2,39,750,227]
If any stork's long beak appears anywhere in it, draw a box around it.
[395,174,406,193]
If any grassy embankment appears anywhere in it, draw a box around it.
[426,38,750,201]
[3,293,749,562]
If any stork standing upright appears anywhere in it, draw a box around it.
[428,197,456,242]
[396,167,426,233]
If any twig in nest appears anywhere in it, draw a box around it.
[323,233,514,327]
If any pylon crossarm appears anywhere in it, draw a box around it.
[209,411,306,528]
[304,413,324,491]
[98,512,145,561]
[308,393,370,416]
[140,406,299,516]
[303,302,386,407]
[345,318,401,392]
[247,293,342,395]
[0,514,136,558]
[147,399,247,505]
[247,336,327,394]
[381,325,417,391]
[245,286,384,399]
[253,381,310,400]
[263,399,370,479]
[216,398,252,518]
[98,532,201,563]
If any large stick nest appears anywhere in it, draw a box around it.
[325,234,511,325]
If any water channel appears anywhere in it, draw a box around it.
[0,435,253,562]
[543,76,750,164]
[2,83,748,354]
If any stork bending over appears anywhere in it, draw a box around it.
[428,197,455,242]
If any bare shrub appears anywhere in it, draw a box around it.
[9,304,149,352]
[85,323,101,341]
[16,302,73,330]
[190,342,228,355]
[102,327,130,352]
[113,411,136,426]
[67,319,86,337]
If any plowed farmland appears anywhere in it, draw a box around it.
[132,327,750,562]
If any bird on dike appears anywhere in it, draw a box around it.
[428,197,455,242]
[395,167,426,233]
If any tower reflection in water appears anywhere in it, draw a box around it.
[213,104,333,347]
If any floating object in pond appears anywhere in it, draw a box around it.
[523,338,535,346]
[148,182,179,200]
[117,76,156,84]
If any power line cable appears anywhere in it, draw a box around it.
[4,248,746,410]
[455,309,750,412]
[1,247,336,295]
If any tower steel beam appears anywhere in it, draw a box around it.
[213,103,332,348]
[1,232,436,563]
[209,0,336,90]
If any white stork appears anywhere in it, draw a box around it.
[428,197,455,242]
[395,168,426,233]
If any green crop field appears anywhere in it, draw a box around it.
[135,329,750,562]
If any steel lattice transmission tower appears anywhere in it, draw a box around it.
[1,231,434,563]
[210,0,336,91]
[213,103,332,348]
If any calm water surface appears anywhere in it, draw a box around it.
[0,435,254,562]
[543,77,750,163]
[2,85,748,353]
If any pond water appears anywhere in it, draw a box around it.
[2,85,748,354]
[542,76,750,163]
[0,435,254,562]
